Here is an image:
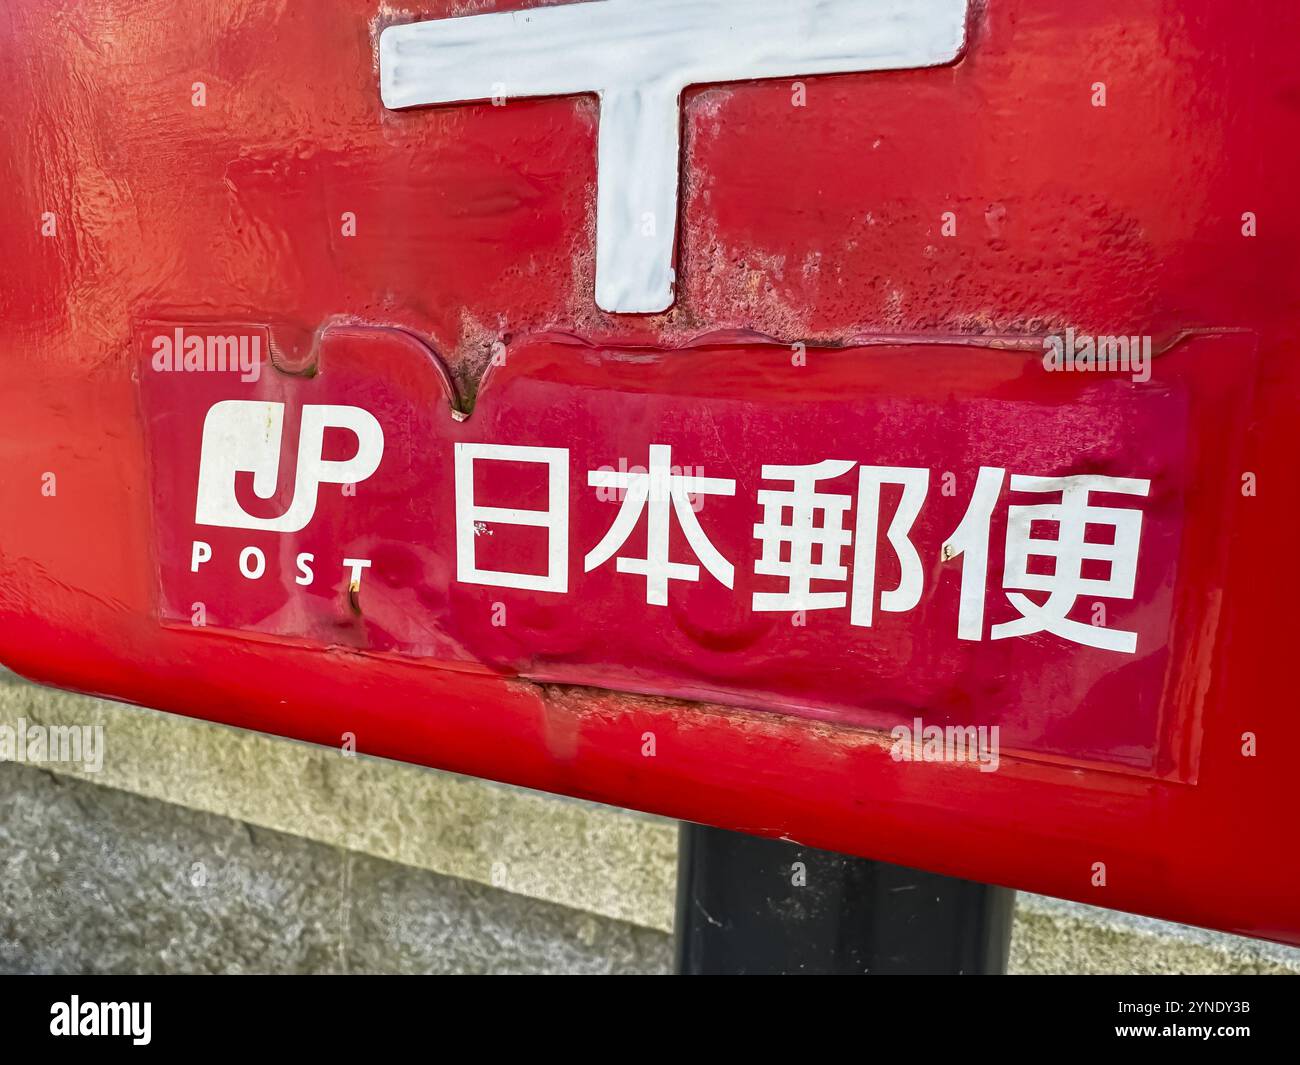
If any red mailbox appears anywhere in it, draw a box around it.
[1,0,1297,946]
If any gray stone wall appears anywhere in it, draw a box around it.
[0,762,669,974]
[0,671,1295,974]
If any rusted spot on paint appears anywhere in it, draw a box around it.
[537,681,900,758]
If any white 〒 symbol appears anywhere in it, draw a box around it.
[195,401,384,532]
[380,0,969,314]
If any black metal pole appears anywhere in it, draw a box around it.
[674,823,1015,974]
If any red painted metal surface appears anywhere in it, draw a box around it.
[139,326,1250,782]
[1,0,1298,943]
